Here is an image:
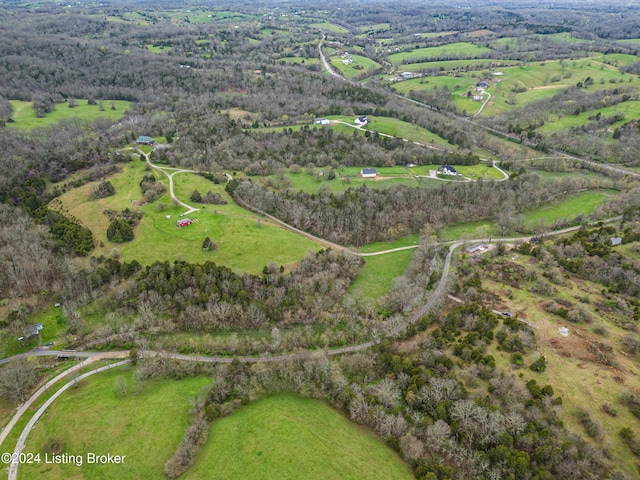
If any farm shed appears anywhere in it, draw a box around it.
[177,218,192,228]
[360,168,377,178]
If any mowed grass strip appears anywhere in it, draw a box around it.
[53,160,321,273]
[8,100,131,130]
[20,368,210,480]
[183,394,413,480]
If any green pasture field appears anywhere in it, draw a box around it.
[324,115,452,148]
[351,250,416,301]
[388,43,493,64]
[600,53,639,67]
[395,59,505,73]
[146,44,172,53]
[391,75,475,97]
[7,100,131,131]
[482,58,634,117]
[184,394,413,480]
[334,163,503,182]
[438,220,495,242]
[537,99,640,134]
[309,21,349,34]
[269,171,433,194]
[521,189,617,229]
[52,160,321,274]
[359,23,390,34]
[20,368,209,480]
[330,54,381,79]
[261,28,290,37]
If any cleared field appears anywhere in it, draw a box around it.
[388,43,493,64]
[350,249,415,300]
[521,190,617,228]
[324,115,452,148]
[7,100,131,131]
[538,99,640,134]
[20,368,209,480]
[146,44,172,53]
[396,59,504,73]
[309,21,349,33]
[330,54,381,79]
[52,160,321,273]
[184,395,413,480]
[277,56,319,65]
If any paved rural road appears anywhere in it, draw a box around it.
[8,360,128,480]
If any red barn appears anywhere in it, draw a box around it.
[177,218,192,228]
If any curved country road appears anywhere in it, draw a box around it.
[8,361,128,480]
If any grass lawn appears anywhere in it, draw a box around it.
[7,100,131,131]
[388,43,492,64]
[52,160,321,274]
[20,368,209,480]
[183,394,413,480]
[350,250,415,300]
[330,54,381,80]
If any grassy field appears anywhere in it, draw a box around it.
[309,21,349,34]
[538,99,640,134]
[325,114,452,148]
[350,250,415,300]
[184,394,413,480]
[438,220,495,242]
[146,44,172,53]
[388,43,493,64]
[395,59,507,73]
[330,54,381,79]
[52,160,321,273]
[20,368,209,480]
[8,100,131,131]
[266,162,502,195]
[521,190,617,228]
